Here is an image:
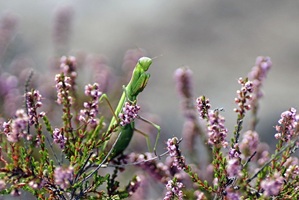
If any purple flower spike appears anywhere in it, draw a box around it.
[79,83,102,126]
[275,108,298,142]
[26,90,43,126]
[227,158,241,177]
[207,110,228,148]
[240,130,259,157]
[3,109,29,142]
[260,172,284,197]
[60,56,77,78]
[55,74,73,105]
[54,166,74,190]
[53,128,67,149]
[234,78,253,116]
[164,179,184,200]
[249,56,272,99]
[196,96,211,120]
[166,137,186,170]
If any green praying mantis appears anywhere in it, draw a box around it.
[100,56,160,160]
[78,57,161,184]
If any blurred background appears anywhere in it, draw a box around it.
[0,0,299,199]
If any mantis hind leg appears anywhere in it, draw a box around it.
[135,115,161,155]
[134,128,152,153]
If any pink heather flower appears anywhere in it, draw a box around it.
[127,176,142,196]
[229,146,241,159]
[283,156,299,168]
[234,78,253,117]
[166,137,186,170]
[260,172,284,197]
[26,90,43,126]
[285,165,299,180]
[258,150,270,166]
[225,191,241,200]
[240,130,259,157]
[79,83,102,125]
[194,190,206,200]
[227,158,241,177]
[275,108,298,142]
[55,74,73,105]
[3,109,29,142]
[207,110,228,148]
[60,56,77,79]
[283,157,299,180]
[128,152,170,183]
[196,96,211,120]
[53,128,67,149]
[54,166,74,190]
[248,56,272,100]
[164,179,184,200]
[119,102,140,126]
[174,67,193,99]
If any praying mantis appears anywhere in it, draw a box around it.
[100,56,160,160]
[78,57,161,184]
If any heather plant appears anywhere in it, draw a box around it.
[1,53,299,200]
[0,10,299,200]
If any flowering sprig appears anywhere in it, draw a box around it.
[239,130,259,158]
[248,56,272,130]
[230,78,254,168]
[60,56,77,90]
[275,107,298,143]
[166,137,186,171]
[234,78,253,118]
[207,110,228,149]
[53,128,67,149]
[260,172,284,197]
[3,109,29,143]
[271,108,299,174]
[78,83,102,127]
[54,166,74,190]
[196,96,211,120]
[25,90,44,126]
[164,178,184,200]
[55,73,73,106]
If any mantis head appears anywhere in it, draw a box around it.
[138,57,152,71]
